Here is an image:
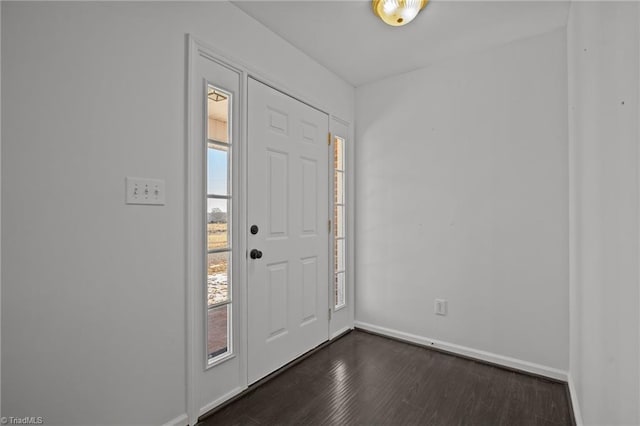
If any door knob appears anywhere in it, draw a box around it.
[250,249,263,259]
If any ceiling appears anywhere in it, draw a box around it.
[232,1,570,87]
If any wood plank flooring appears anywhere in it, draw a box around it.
[200,330,573,426]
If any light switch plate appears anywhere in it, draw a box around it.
[126,177,165,205]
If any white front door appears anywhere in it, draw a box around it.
[247,78,330,384]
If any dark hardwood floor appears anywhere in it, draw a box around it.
[200,330,573,426]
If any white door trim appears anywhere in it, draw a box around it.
[186,34,340,424]
[186,35,198,426]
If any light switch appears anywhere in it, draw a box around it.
[126,177,165,205]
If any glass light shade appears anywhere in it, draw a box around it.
[372,0,428,26]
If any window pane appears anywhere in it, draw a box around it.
[208,304,229,361]
[335,272,345,308]
[333,136,346,310]
[335,171,344,205]
[335,205,344,239]
[208,251,229,305]
[336,239,345,272]
[207,88,229,143]
[208,198,229,251]
[207,144,229,196]
[335,137,344,171]
[206,84,232,367]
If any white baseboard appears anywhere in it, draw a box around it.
[567,374,584,426]
[330,325,353,340]
[162,413,189,426]
[354,321,569,382]
[199,386,246,417]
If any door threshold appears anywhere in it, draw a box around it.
[198,328,353,424]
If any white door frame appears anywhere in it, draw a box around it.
[328,116,355,339]
[186,37,248,425]
[186,34,342,425]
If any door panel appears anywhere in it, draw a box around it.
[267,150,288,236]
[302,158,318,233]
[301,256,318,323]
[248,78,329,384]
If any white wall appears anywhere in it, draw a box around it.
[1,2,353,425]
[567,3,640,425]
[355,29,569,372]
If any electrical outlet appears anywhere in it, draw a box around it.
[435,299,448,316]
[126,177,165,205]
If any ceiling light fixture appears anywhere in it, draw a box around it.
[208,89,228,102]
[372,0,428,26]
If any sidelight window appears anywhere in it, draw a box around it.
[206,85,233,365]
[334,136,346,310]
